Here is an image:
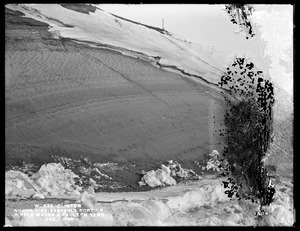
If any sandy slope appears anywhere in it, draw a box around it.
[5,46,226,162]
[5,7,226,180]
[5,4,293,187]
[5,4,226,84]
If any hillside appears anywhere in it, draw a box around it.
[5,4,229,191]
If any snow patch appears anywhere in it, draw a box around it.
[5,163,82,199]
[139,161,202,187]
[6,4,226,86]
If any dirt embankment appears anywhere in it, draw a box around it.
[5,6,227,190]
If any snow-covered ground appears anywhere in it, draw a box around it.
[5,162,294,226]
[5,4,226,85]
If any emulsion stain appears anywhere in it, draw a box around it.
[218,57,275,207]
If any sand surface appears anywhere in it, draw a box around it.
[5,7,226,187]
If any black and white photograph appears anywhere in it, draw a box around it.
[5,3,294,226]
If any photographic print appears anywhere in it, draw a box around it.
[5,3,294,227]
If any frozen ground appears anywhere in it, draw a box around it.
[5,162,294,226]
